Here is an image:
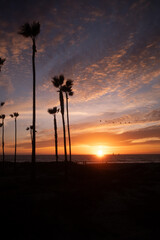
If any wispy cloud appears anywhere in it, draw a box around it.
[132,137,160,143]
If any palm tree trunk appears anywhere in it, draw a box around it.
[62,112,68,179]
[14,117,17,170]
[62,113,67,162]
[60,91,67,163]
[30,129,33,144]
[66,93,72,162]
[54,115,58,162]
[32,38,36,180]
[2,119,4,168]
[59,90,68,178]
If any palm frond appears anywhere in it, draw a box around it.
[52,76,60,88]
[53,107,58,113]
[66,79,73,87]
[48,107,58,115]
[18,23,32,37]
[69,91,74,96]
[14,112,19,117]
[10,114,14,118]
[48,108,54,115]
[1,114,5,119]
[26,127,30,131]
[61,79,74,94]
[61,85,68,92]
[31,22,40,37]
[18,22,40,38]
[0,123,3,127]
[59,75,64,85]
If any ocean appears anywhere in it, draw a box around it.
[2,154,160,164]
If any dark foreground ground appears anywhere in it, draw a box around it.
[0,161,160,240]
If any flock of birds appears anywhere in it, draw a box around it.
[99,120,131,125]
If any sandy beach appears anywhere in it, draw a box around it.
[0,161,160,239]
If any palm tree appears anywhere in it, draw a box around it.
[52,75,68,163]
[48,107,59,162]
[18,22,40,180]
[61,79,74,162]
[10,112,19,169]
[0,114,5,166]
[26,125,33,144]
[0,58,5,72]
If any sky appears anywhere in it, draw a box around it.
[0,0,160,155]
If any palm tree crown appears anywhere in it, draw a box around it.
[61,79,74,96]
[48,107,59,115]
[52,75,64,88]
[52,75,65,115]
[18,22,40,39]
[14,112,19,118]
[10,112,19,118]
[26,125,33,131]
[0,114,5,120]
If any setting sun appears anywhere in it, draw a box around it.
[96,150,104,157]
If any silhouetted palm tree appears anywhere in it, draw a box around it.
[18,22,40,180]
[48,107,59,162]
[10,112,19,169]
[26,125,33,144]
[0,58,5,72]
[0,114,5,166]
[61,79,74,162]
[52,75,68,163]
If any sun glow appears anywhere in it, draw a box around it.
[96,150,104,157]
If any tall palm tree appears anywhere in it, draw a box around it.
[61,79,74,162]
[0,114,5,166]
[48,107,59,162]
[18,22,40,180]
[52,75,68,163]
[10,112,19,169]
[0,58,5,72]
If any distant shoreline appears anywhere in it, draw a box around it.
[1,154,160,164]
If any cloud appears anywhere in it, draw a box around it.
[66,108,160,138]
[104,109,160,125]
[131,137,160,143]
[70,124,160,147]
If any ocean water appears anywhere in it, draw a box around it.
[2,154,160,164]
